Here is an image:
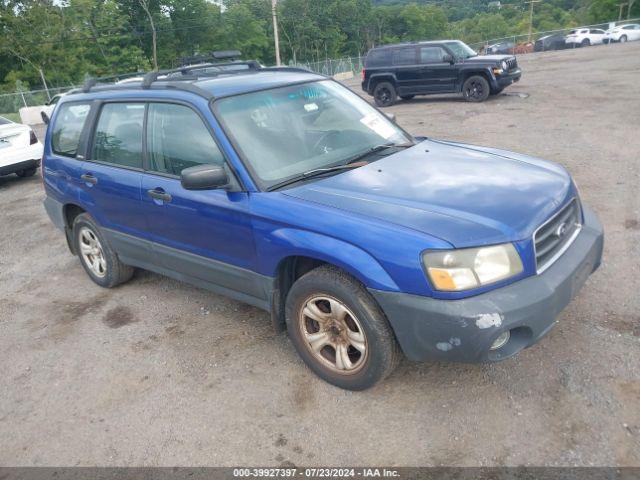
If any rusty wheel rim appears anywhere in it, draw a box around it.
[298,295,368,375]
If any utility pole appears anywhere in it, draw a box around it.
[271,0,281,66]
[525,0,541,43]
[619,2,628,20]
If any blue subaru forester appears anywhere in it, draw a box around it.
[42,66,604,390]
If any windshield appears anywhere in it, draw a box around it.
[444,40,477,59]
[214,80,412,189]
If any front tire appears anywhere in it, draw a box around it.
[285,266,400,390]
[73,213,134,288]
[373,82,397,107]
[16,167,37,178]
[462,75,490,102]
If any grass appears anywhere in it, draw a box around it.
[0,112,21,122]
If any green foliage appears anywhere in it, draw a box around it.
[0,0,630,91]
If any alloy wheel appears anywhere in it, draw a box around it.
[298,295,368,374]
[79,227,107,278]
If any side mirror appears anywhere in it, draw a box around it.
[443,54,454,64]
[41,111,50,125]
[385,112,397,123]
[181,164,228,190]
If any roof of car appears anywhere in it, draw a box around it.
[370,40,459,50]
[66,68,325,101]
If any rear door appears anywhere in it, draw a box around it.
[79,102,149,255]
[590,29,606,44]
[392,46,420,95]
[418,45,457,93]
[43,102,92,200]
[140,102,262,299]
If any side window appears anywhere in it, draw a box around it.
[365,49,392,67]
[92,103,144,169]
[146,103,225,176]
[51,103,91,158]
[392,47,416,66]
[420,47,447,64]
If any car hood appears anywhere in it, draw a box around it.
[283,139,574,248]
[466,54,513,63]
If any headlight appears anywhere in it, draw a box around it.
[501,60,508,70]
[423,243,523,291]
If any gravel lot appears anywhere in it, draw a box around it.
[1,42,639,467]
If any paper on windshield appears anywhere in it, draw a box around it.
[359,113,396,140]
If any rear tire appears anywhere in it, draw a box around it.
[581,38,590,47]
[462,75,490,102]
[72,213,134,288]
[16,168,37,178]
[285,265,400,390]
[373,82,397,107]
[620,35,627,43]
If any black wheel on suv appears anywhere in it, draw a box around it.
[373,82,397,107]
[285,265,400,390]
[16,167,37,178]
[72,213,134,288]
[400,94,415,101]
[462,75,490,102]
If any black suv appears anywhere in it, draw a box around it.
[361,40,522,106]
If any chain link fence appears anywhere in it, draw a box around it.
[467,17,640,53]
[0,86,77,122]
[290,56,364,77]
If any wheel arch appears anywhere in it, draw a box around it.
[265,234,400,332]
[62,203,87,254]
[368,73,397,92]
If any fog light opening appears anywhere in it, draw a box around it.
[490,330,511,351]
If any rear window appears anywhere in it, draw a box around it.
[393,48,416,66]
[0,116,12,125]
[51,103,91,158]
[365,49,392,67]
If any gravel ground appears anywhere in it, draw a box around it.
[1,42,639,467]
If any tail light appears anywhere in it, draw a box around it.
[361,68,366,81]
[29,130,38,145]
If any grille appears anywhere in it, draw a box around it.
[534,199,582,273]
[506,58,518,71]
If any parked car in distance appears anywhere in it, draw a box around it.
[0,115,43,178]
[565,28,606,47]
[362,40,521,106]
[42,66,603,390]
[604,23,640,43]
[484,41,516,54]
[40,93,66,124]
[534,34,567,51]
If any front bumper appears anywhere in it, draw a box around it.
[494,68,521,89]
[370,205,604,363]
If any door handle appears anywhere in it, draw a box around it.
[81,173,98,185]
[147,188,172,203]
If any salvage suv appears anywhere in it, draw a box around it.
[361,40,522,106]
[42,65,603,390]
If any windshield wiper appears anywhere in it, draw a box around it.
[341,142,413,166]
[267,161,368,191]
[266,142,414,192]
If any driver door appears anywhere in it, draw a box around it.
[418,46,457,93]
[140,102,262,299]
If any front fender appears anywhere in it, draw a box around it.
[256,228,400,292]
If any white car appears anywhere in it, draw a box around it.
[0,116,43,178]
[605,24,640,43]
[40,93,66,123]
[565,28,606,47]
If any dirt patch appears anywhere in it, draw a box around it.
[102,306,137,329]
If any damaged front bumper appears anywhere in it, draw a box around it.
[369,205,604,363]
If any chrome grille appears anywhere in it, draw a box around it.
[506,58,518,70]
[534,199,582,273]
